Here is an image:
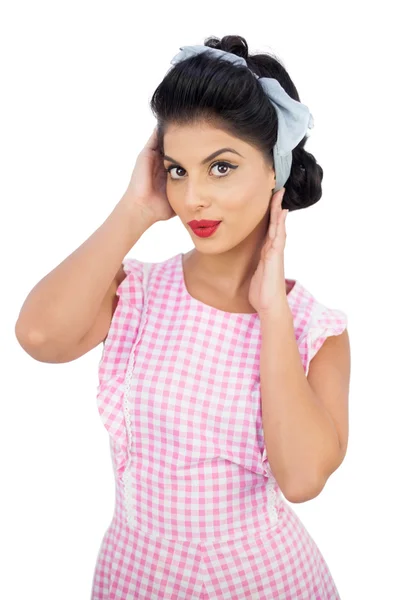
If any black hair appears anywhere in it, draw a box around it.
[149,34,323,212]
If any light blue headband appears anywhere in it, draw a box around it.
[170,45,314,192]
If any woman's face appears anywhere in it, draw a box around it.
[162,121,276,254]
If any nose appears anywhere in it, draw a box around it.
[183,182,211,210]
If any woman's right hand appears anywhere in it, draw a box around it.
[122,127,176,223]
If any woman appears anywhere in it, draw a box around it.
[16,34,350,599]
[93,35,350,598]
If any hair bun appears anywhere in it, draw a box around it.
[204,35,249,60]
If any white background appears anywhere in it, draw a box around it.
[2,1,399,598]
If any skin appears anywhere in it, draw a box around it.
[162,121,292,312]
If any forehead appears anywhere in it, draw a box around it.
[165,121,237,142]
[162,122,257,163]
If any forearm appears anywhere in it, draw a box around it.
[259,301,340,501]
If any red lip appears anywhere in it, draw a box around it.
[187,219,222,229]
[188,221,221,238]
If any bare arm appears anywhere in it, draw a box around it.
[15,196,155,358]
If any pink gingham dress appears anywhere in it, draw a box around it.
[91,252,348,599]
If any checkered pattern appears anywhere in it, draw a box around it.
[91,253,347,599]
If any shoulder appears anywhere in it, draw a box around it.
[117,254,179,298]
[289,281,348,375]
[290,281,347,334]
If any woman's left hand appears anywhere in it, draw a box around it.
[248,188,289,315]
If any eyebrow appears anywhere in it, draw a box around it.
[162,147,244,165]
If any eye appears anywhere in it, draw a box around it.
[164,161,237,180]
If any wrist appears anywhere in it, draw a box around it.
[258,298,292,322]
[117,195,156,227]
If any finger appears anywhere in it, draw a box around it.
[145,127,160,151]
[279,209,288,227]
[269,188,285,236]
[277,187,286,209]
[279,209,289,238]
[268,218,277,240]
[273,187,286,215]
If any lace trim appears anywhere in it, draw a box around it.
[261,447,279,525]
[121,261,151,529]
[266,482,278,525]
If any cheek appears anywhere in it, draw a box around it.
[234,190,269,224]
[221,185,267,218]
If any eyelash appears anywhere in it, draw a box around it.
[164,161,237,180]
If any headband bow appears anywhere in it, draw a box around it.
[170,45,314,192]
